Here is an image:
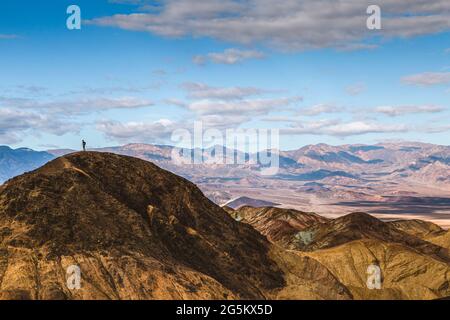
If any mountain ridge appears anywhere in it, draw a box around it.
[3,142,450,227]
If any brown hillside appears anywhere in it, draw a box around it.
[295,212,448,260]
[0,152,350,300]
[233,206,450,300]
[388,219,445,239]
[230,206,328,246]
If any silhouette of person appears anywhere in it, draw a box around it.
[82,139,86,151]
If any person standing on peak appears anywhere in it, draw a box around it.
[82,139,86,151]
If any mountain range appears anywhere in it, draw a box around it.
[0,146,53,184]
[1,141,450,227]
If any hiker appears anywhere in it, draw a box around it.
[82,139,86,151]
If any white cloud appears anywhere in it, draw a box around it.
[283,119,409,136]
[324,121,408,136]
[96,119,179,143]
[301,104,342,116]
[193,48,265,65]
[375,105,446,116]
[402,72,450,86]
[181,82,267,100]
[169,82,301,125]
[345,83,366,96]
[198,114,253,129]
[89,0,450,51]
[0,94,153,144]
[0,96,153,115]
[69,84,159,95]
[261,116,298,123]
[0,108,79,144]
[187,97,301,116]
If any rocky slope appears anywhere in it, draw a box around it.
[228,206,327,246]
[230,206,450,299]
[427,230,450,251]
[294,212,448,258]
[387,219,446,238]
[303,239,450,300]
[0,152,350,300]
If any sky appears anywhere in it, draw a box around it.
[0,0,449,151]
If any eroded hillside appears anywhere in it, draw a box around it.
[0,152,350,300]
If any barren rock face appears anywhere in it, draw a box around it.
[231,207,450,300]
[229,206,328,246]
[0,152,349,300]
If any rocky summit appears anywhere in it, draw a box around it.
[0,152,350,300]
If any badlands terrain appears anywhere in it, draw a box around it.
[0,152,448,300]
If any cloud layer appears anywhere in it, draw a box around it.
[193,48,265,65]
[375,105,445,116]
[90,0,450,51]
[402,72,450,86]
[0,108,79,144]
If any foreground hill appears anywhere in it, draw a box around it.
[230,206,450,299]
[304,239,450,299]
[0,152,350,300]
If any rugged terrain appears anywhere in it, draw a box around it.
[0,152,448,300]
[0,152,351,300]
[229,206,450,300]
[227,206,327,246]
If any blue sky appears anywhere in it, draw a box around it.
[0,0,449,151]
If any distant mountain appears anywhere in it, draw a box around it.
[0,146,54,184]
[45,142,450,185]
[3,142,450,227]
